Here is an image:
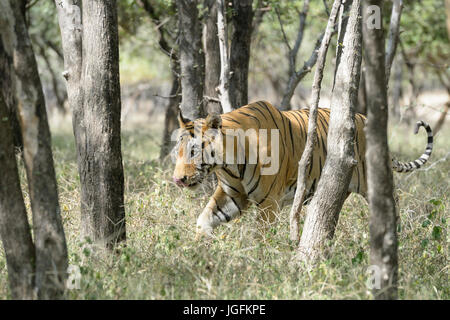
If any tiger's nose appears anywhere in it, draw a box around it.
[173,176,187,186]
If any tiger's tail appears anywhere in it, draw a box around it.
[392,120,433,173]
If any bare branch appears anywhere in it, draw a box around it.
[385,0,403,83]
[217,0,232,113]
[289,0,342,243]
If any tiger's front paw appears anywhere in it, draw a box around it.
[195,225,214,241]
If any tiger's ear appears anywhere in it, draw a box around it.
[178,110,188,128]
[205,113,222,129]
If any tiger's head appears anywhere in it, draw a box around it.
[172,111,223,189]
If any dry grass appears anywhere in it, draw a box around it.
[0,111,448,300]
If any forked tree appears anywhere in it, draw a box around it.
[289,0,342,243]
[293,0,362,263]
[55,0,126,250]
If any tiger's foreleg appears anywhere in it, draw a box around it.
[196,185,248,238]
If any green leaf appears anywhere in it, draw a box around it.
[431,226,442,241]
[421,238,429,248]
[422,220,431,228]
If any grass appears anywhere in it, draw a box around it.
[0,113,448,300]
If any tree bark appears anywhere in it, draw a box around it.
[362,0,398,300]
[385,0,403,84]
[296,0,362,263]
[203,0,222,114]
[176,0,205,120]
[289,0,341,243]
[160,63,182,161]
[357,64,367,115]
[56,0,126,250]
[80,0,126,249]
[229,0,253,108]
[0,11,23,151]
[216,0,232,113]
[2,0,68,299]
[0,92,35,300]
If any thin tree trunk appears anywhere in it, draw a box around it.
[357,64,367,115]
[229,0,253,108]
[296,0,362,263]
[203,0,222,114]
[289,0,341,243]
[35,39,67,114]
[136,0,181,159]
[363,0,398,300]
[278,0,310,110]
[176,0,205,120]
[217,0,232,113]
[0,93,35,300]
[385,0,403,85]
[160,63,182,161]
[5,0,68,299]
[390,55,403,120]
[56,0,126,250]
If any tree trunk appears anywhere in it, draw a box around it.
[229,0,253,108]
[390,55,403,119]
[136,0,181,159]
[4,0,68,299]
[56,0,126,250]
[216,0,232,113]
[362,0,398,300]
[203,0,222,114]
[0,12,23,151]
[278,0,310,110]
[289,0,341,243]
[80,0,126,249]
[0,93,35,300]
[296,0,362,263]
[160,63,182,161]
[357,64,367,115]
[176,0,205,120]
[34,39,67,114]
[385,0,403,84]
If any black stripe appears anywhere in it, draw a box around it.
[257,177,277,206]
[216,205,231,222]
[248,105,268,121]
[223,116,241,125]
[257,101,279,130]
[248,174,262,195]
[220,180,240,194]
[222,166,240,179]
[427,136,433,144]
[238,111,261,127]
[230,196,241,215]
[288,119,295,154]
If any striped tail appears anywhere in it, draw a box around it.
[392,120,433,173]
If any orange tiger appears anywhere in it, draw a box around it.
[172,101,433,236]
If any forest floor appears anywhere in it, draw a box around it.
[0,107,448,300]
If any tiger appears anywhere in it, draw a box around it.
[172,100,433,237]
